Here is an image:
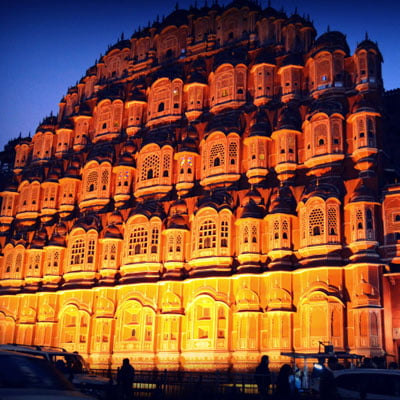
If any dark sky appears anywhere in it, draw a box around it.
[0,0,399,151]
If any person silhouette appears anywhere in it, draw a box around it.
[274,364,297,400]
[319,356,340,400]
[255,355,271,399]
[117,358,135,400]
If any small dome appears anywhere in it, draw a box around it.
[109,210,123,226]
[249,109,272,137]
[127,87,147,102]
[356,37,383,61]
[308,98,344,117]
[281,53,304,67]
[301,181,341,203]
[241,198,265,219]
[169,198,188,216]
[312,30,350,56]
[275,105,301,131]
[350,180,377,203]
[102,224,123,239]
[352,96,377,114]
[269,185,296,214]
[178,136,199,154]
[58,119,74,130]
[167,214,188,229]
[30,227,48,249]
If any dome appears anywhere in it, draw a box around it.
[308,98,344,117]
[167,214,188,229]
[275,105,301,131]
[127,87,147,102]
[281,53,304,67]
[350,180,377,203]
[269,185,296,214]
[356,37,383,61]
[102,224,123,239]
[352,96,377,114]
[30,227,48,249]
[241,198,265,219]
[214,46,248,70]
[301,181,341,203]
[249,109,272,137]
[169,198,188,216]
[178,136,199,154]
[58,119,74,130]
[312,30,350,56]
[109,210,123,226]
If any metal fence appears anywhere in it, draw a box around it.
[93,369,276,400]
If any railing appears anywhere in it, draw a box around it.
[91,369,277,400]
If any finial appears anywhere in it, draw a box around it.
[294,6,298,14]
[365,31,369,40]
[327,25,330,32]
[175,1,179,10]
[268,0,272,7]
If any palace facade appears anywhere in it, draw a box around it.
[1,0,400,371]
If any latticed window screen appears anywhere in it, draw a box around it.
[309,208,324,236]
[199,220,217,249]
[101,169,109,186]
[315,124,327,145]
[209,143,225,167]
[5,254,12,273]
[176,234,182,253]
[141,154,160,181]
[251,225,257,243]
[15,254,22,273]
[243,225,249,243]
[274,220,280,239]
[328,208,338,235]
[282,220,289,240]
[53,251,59,268]
[229,141,238,164]
[71,239,85,265]
[163,154,171,175]
[86,171,98,192]
[221,220,229,247]
[128,227,148,255]
[357,118,365,135]
[356,209,363,229]
[87,239,96,263]
[151,228,159,253]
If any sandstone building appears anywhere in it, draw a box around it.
[0,0,400,371]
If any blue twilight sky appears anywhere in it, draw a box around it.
[0,0,399,152]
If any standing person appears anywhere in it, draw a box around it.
[274,364,297,400]
[255,355,271,399]
[117,358,135,400]
[319,356,340,400]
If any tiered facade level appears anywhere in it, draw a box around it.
[1,0,400,371]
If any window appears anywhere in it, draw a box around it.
[199,220,217,250]
[309,208,324,237]
[128,227,148,256]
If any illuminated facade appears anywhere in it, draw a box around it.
[1,0,400,371]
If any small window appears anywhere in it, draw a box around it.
[214,157,220,167]
[158,102,165,112]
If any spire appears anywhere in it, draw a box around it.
[365,31,369,40]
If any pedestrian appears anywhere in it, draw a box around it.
[319,356,340,400]
[255,355,271,399]
[117,358,135,400]
[274,364,297,400]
